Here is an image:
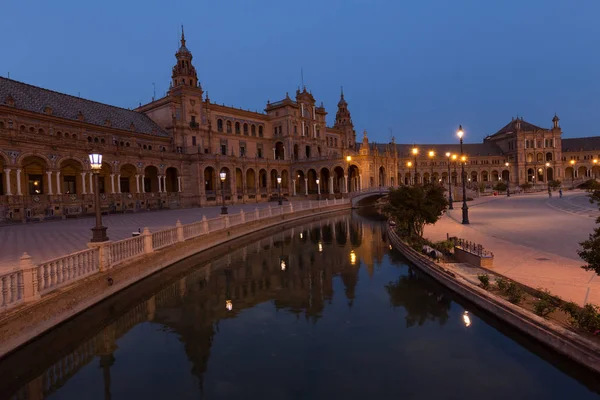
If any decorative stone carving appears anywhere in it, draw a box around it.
[7,150,19,164]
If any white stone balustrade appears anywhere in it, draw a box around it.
[1,199,350,314]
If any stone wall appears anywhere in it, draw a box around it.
[454,246,494,267]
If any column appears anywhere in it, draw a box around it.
[359,174,362,191]
[4,169,12,195]
[110,174,115,194]
[329,176,334,194]
[141,175,145,193]
[177,176,182,192]
[343,175,348,193]
[88,172,94,195]
[135,175,140,193]
[16,169,22,196]
[292,179,296,196]
[81,172,87,194]
[163,176,167,193]
[55,171,61,195]
[158,175,162,193]
[46,171,53,195]
[117,174,122,193]
[304,178,308,196]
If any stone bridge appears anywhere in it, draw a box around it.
[349,186,396,207]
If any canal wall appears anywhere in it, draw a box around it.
[0,200,351,357]
[387,225,600,375]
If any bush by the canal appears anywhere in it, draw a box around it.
[533,289,561,318]
[477,274,490,290]
[385,184,448,238]
[562,302,600,332]
[493,182,507,192]
[495,277,509,292]
[506,282,524,304]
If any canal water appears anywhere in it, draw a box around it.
[1,210,599,399]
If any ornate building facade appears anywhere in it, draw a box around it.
[1,31,599,222]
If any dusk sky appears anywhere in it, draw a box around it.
[3,0,600,144]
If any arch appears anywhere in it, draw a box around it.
[217,119,223,132]
[405,172,412,185]
[348,164,360,192]
[319,167,331,194]
[423,172,430,185]
[120,163,137,193]
[501,169,509,182]
[481,171,489,182]
[379,166,386,187]
[537,166,544,182]
[258,125,263,137]
[491,170,499,182]
[281,169,289,193]
[58,158,84,195]
[537,153,543,162]
[305,145,311,159]
[251,124,256,136]
[204,166,216,193]
[17,152,53,169]
[235,122,240,134]
[295,170,305,195]
[578,165,587,179]
[270,169,279,191]
[565,167,574,180]
[165,167,179,192]
[546,167,554,181]
[526,153,534,163]
[243,123,248,136]
[470,171,478,182]
[259,169,267,190]
[22,156,48,195]
[333,166,345,193]
[144,166,159,192]
[546,152,553,162]
[293,144,299,160]
[307,169,318,194]
[527,168,535,182]
[235,168,243,196]
[592,165,600,180]
[226,121,232,133]
[275,141,285,160]
[246,168,256,193]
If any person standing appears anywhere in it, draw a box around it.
[559,188,563,198]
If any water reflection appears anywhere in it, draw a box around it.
[2,212,600,400]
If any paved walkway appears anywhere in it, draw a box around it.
[424,191,600,306]
[0,200,317,270]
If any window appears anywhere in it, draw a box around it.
[243,123,248,135]
[537,140,542,148]
[293,125,297,135]
[273,127,277,135]
[192,136,197,146]
[279,126,283,134]
[191,116,196,126]
[251,124,256,136]
[144,177,151,193]
[64,176,76,194]
[257,144,263,158]
[98,177,106,194]
[316,127,320,137]
[258,126,263,137]
[235,122,240,134]
[221,144,227,155]
[226,121,232,133]
[28,174,43,195]
[240,144,246,157]
[217,119,223,132]
[334,138,338,147]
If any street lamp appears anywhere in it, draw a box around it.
[219,171,228,214]
[457,125,469,224]
[594,159,598,180]
[89,153,109,242]
[277,175,282,205]
[505,162,510,197]
[446,152,453,209]
[570,159,576,188]
[412,147,419,184]
[316,178,320,201]
[428,150,435,184]
[407,161,413,185]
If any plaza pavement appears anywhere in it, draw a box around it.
[0,200,316,271]
[424,190,600,306]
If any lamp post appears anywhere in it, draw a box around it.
[505,162,510,197]
[219,171,228,214]
[446,152,453,209]
[316,178,320,201]
[570,159,576,188]
[545,162,551,193]
[428,150,435,184]
[594,159,598,180]
[89,153,109,242]
[457,126,469,224]
[277,175,282,205]
[407,161,413,185]
[412,147,418,184]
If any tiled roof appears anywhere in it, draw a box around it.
[489,118,546,138]
[364,142,504,157]
[0,77,169,137]
[562,137,600,152]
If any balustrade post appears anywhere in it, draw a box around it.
[268,205,272,217]
[202,216,208,234]
[325,199,328,206]
[255,207,260,220]
[176,220,184,242]
[289,202,293,213]
[240,210,246,223]
[19,252,40,302]
[142,227,153,254]
[88,241,111,272]
[224,214,230,228]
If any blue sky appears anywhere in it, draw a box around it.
[2,0,600,144]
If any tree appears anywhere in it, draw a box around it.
[548,179,561,190]
[493,181,507,192]
[384,184,448,237]
[578,189,600,275]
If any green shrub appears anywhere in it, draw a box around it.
[495,277,509,292]
[433,240,454,254]
[578,179,600,191]
[493,181,507,192]
[533,289,561,318]
[560,302,600,332]
[548,180,561,190]
[506,282,523,304]
[477,274,490,290]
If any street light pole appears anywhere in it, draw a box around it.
[570,160,576,189]
[89,153,109,242]
[220,171,228,214]
[412,147,418,184]
[316,178,320,201]
[457,125,469,224]
[277,175,282,205]
[505,162,510,197]
[428,150,435,184]
[446,152,453,209]
[407,161,413,185]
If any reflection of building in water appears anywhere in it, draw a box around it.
[13,214,390,399]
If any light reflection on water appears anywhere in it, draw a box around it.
[2,211,600,400]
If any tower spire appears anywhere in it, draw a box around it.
[181,25,186,47]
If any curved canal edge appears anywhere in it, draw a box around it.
[0,203,351,358]
[387,225,600,375]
